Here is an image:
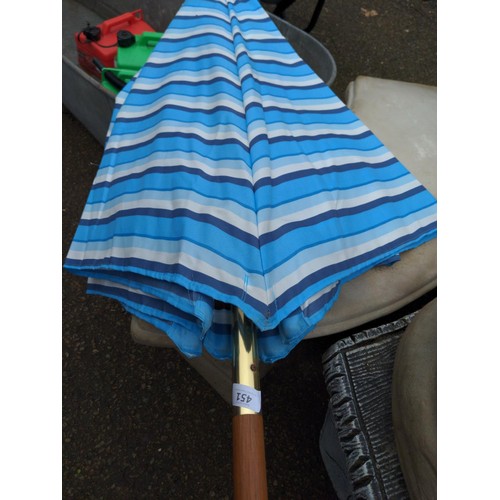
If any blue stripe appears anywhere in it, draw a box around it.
[302,284,340,318]
[259,185,428,245]
[91,165,253,191]
[104,131,249,155]
[78,207,260,247]
[255,171,412,211]
[99,142,251,168]
[262,203,437,273]
[84,184,255,211]
[115,103,246,125]
[254,157,399,191]
[67,257,270,317]
[130,75,242,95]
[249,130,373,148]
[257,104,348,115]
[275,222,437,311]
[65,0,437,363]
[108,114,247,141]
[88,282,196,324]
[123,82,244,106]
[142,56,240,79]
[71,234,264,275]
[154,34,235,53]
[144,53,238,71]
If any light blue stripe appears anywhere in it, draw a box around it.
[140,55,240,80]
[83,188,256,220]
[64,0,437,364]
[256,173,418,221]
[263,204,437,274]
[110,111,247,137]
[260,193,436,261]
[94,150,251,183]
[71,233,264,276]
[100,135,250,166]
[72,213,262,262]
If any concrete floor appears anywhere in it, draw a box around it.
[62,0,436,498]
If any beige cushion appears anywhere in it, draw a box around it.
[307,76,437,338]
[392,299,437,499]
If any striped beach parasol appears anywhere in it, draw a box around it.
[65,0,437,496]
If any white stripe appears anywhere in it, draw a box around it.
[246,123,369,145]
[88,277,158,299]
[95,152,252,185]
[163,24,283,45]
[69,243,270,305]
[235,48,301,63]
[230,26,284,41]
[268,211,437,298]
[242,90,344,111]
[147,45,237,65]
[106,121,249,150]
[301,282,339,310]
[162,25,233,41]
[257,179,422,234]
[265,124,369,139]
[179,6,270,23]
[120,88,342,123]
[118,93,245,120]
[82,194,258,233]
[252,148,394,183]
[176,7,231,23]
[133,68,241,91]
[238,64,320,87]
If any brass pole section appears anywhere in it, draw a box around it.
[232,307,261,415]
[232,307,268,500]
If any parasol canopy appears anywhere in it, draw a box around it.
[64,0,437,364]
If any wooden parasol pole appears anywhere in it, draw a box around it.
[232,307,268,500]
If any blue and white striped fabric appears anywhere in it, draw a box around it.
[65,0,437,363]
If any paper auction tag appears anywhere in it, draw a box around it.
[232,383,261,413]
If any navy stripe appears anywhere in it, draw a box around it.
[72,232,264,274]
[232,31,289,45]
[256,171,410,211]
[175,14,231,27]
[240,72,324,91]
[79,207,260,248]
[257,104,349,115]
[116,103,246,123]
[158,32,289,47]
[233,45,306,68]
[92,165,253,190]
[302,284,339,318]
[248,130,372,148]
[95,155,398,193]
[269,130,373,143]
[211,321,233,336]
[144,52,237,70]
[263,203,436,273]
[175,13,274,26]
[87,282,196,323]
[275,221,437,310]
[130,75,242,95]
[65,0,438,362]
[259,185,428,245]
[86,184,255,210]
[104,131,249,155]
[66,257,269,316]
[237,53,305,69]
[157,31,232,45]
[254,157,399,191]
